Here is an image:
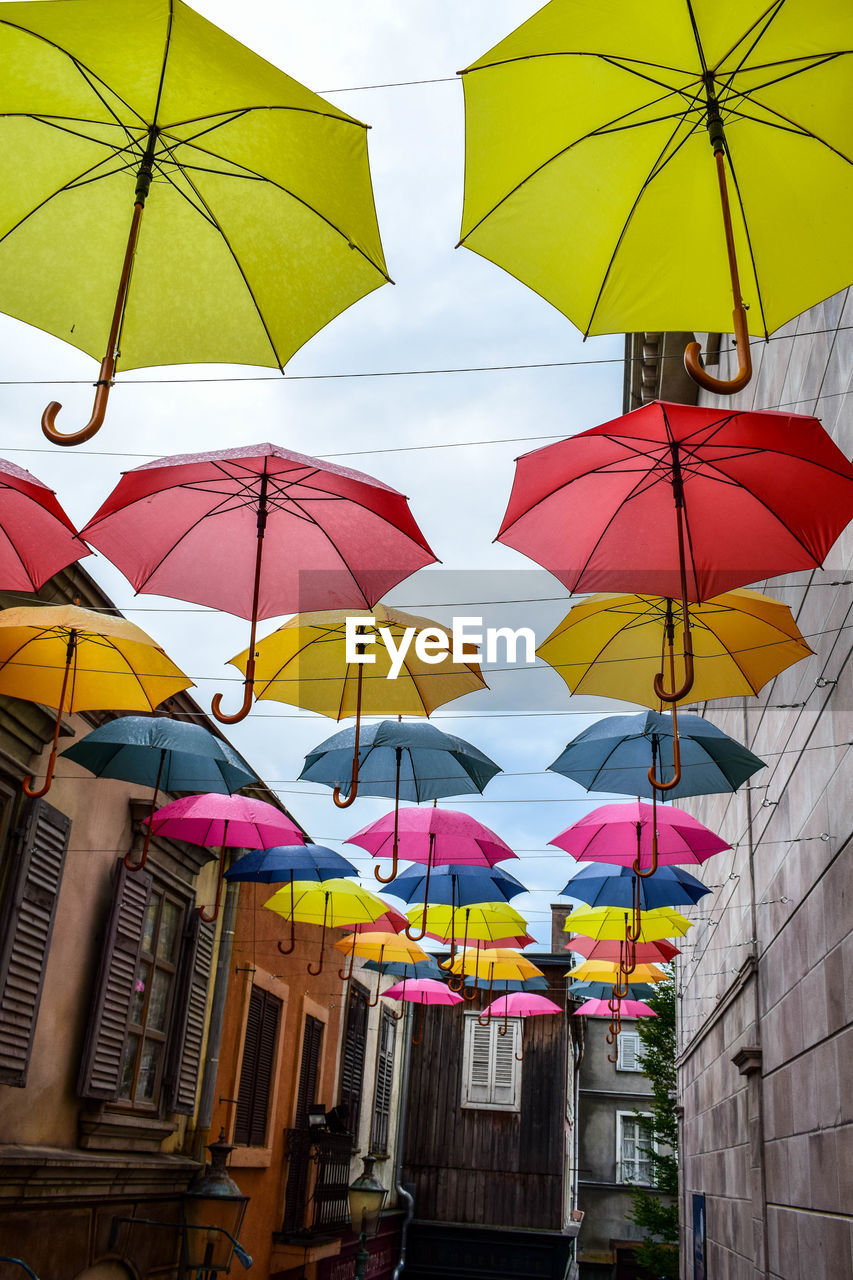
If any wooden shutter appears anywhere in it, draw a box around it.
[492,1021,519,1105]
[233,986,281,1145]
[462,1016,521,1109]
[282,1014,325,1234]
[0,798,71,1087]
[466,1019,494,1103]
[295,1014,324,1126]
[617,1031,640,1071]
[167,912,216,1114]
[338,982,368,1136]
[370,1009,396,1154]
[77,861,152,1100]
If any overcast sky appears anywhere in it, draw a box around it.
[1,1,639,947]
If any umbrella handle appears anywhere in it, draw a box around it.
[389,977,407,1019]
[405,835,434,940]
[683,142,753,395]
[374,750,402,879]
[476,969,495,1021]
[653,550,694,705]
[367,948,385,1007]
[333,665,363,808]
[411,1001,424,1046]
[632,815,659,880]
[653,646,694,705]
[42,370,114,447]
[338,933,357,982]
[647,710,682,793]
[211,668,255,725]
[515,1029,525,1063]
[22,746,59,799]
[198,849,226,923]
[124,752,164,872]
[438,886,462,970]
[23,638,75,798]
[373,841,399,884]
[307,894,329,975]
[213,485,266,725]
[277,877,298,955]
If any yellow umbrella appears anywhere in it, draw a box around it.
[1,0,389,444]
[264,877,389,976]
[564,905,692,942]
[459,2,853,394]
[408,900,529,970]
[0,603,192,797]
[229,607,486,805]
[334,929,429,1001]
[566,960,667,984]
[538,590,811,708]
[450,945,545,1009]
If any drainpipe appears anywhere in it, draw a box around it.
[392,1005,415,1280]
[192,877,240,1161]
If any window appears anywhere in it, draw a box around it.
[338,981,368,1136]
[234,985,282,1146]
[370,1009,396,1154]
[78,860,215,1117]
[617,1111,656,1185]
[282,1015,325,1234]
[616,1030,643,1072]
[461,1014,521,1112]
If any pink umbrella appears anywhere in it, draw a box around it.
[347,807,517,941]
[144,792,304,922]
[383,976,463,1044]
[550,800,729,878]
[481,991,563,1060]
[81,444,437,723]
[574,997,657,1019]
[352,907,410,935]
[0,457,89,589]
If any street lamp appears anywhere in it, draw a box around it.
[182,1130,252,1277]
[347,1156,387,1280]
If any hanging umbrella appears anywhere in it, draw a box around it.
[348,807,517,939]
[382,978,463,1042]
[352,907,410,935]
[550,800,729,878]
[301,719,501,874]
[566,960,668,983]
[450,946,545,1007]
[566,935,680,964]
[459,2,853,393]
[0,604,192,798]
[482,991,562,1060]
[0,457,90,587]
[571,981,656,1002]
[224,842,356,955]
[1,0,390,444]
[334,930,428,1000]
[562,906,692,943]
[574,998,657,1019]
[82,445,436,723]
[562,862,712,911]
[62,714,257,870]
[263,877,389,975]
[230,607,485,800]
[363,955,445,982]
[387,862,527,961]
[406,900,528,970]
[498,402,853,707]
[145,792,303,921]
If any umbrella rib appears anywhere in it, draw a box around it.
[284,496,373,606]
[150,0,175,128]
[710,0,786,79]
[725,89,853,164]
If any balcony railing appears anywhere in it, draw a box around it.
[282,1129,355,1236]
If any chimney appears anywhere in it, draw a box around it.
[550,903,571,953]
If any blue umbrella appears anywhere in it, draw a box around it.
[62,715,257,870]
[571,980,656,1002]
[384,863,527,906]
[362,955,446,981]
[561,862,711,910]
[300,719,501,881]
[225,844,357,956]
[548,709,764,800]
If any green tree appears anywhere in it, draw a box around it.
[628,974,679,1279]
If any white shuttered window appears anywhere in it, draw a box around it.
[617,1030,643,1072]
[461,1014,521,1111]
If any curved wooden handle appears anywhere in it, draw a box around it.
[307,897,329,975]
[41,376,112,446]
[515,1038,525,1063]
[211,677,254,725]
[198,851,226,923]
[367,950,385,1007]
[125,822,152,872]
[334,664,363,808]
[333,779,359,807]
[685,303,752,395]
[22,746,58,799]
[653,646,694,705]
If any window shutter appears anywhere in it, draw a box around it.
[295,1015,324,1126]
[338,983,368,1135]
[0,798,71,1087]
[233,986,281,1146]
[167,912,216,1115]
[492,1022,519,1105]
[77,860,152,1100]
[370,1010,396,1153]
[617,1031,640,1071]
[462,1016,522,1109]
[467,1020,493,1102]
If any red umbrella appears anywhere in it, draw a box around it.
[0,457,89,588]
[497,402,853,703]
[566,935,680,963]
[81,444,437,722]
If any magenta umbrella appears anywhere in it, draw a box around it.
[550,800,728,880]
[383,977,463,1044]
[81,444,437,723]
[574,997,657,1019]
[143,792,304,922]
[347,807,517,941]
[481,991,562,1060]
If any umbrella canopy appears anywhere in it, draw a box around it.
[353,907,410,935]
[406,901,528,944]
[334,931,429,965]
[1,0,390,443]
[539,593,811,709]
[0,604,192,798]
[571,981,656,1002]
[562,863,711,911]
[349,808,517,869]
[574,998,657,1019]
[62,715,255,793]
[460,2,853,393]
[224,844,356,884]
[450,947,545,983]
[550,800,729,872]
[0,457,89,587]
[386,863,527,906]
[83,445,437,723]
[483,993,562,1019]
[301,719,501,801]
[383,979,462,1006]
[363,956,445,981]
[567,960,668,983]
[566,935,680,964]
[264,877,389,975]
[563,905,692,943]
